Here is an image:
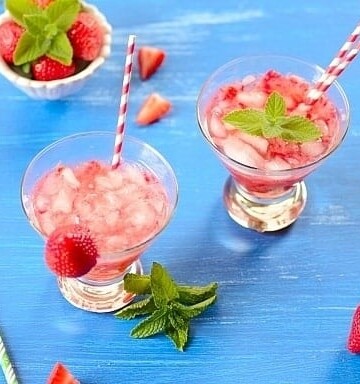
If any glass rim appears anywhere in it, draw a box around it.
[20,130,179,254]
[196,54,350,175]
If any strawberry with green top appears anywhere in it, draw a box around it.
[0,0,104,81]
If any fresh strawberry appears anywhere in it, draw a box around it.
[138,46,165,80]
[47,362,79,384]
[67,12,103,61]
[45,224,98,278]
[0,20,24,64]
[136,93,171,125]
[348,305,360,353]
[31,56,76,81]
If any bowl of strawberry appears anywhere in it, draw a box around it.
[0,0,111,100]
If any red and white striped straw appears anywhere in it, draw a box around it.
[111,34,136,169]
[307,22,360,104]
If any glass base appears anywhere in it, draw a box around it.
[57,260,143,313]
[223,177,307,232]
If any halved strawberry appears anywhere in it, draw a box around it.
[45,224,98,278]
[138,46,165,80]
[136,93,171,125]
[67,12,103,61]
[31,56,76,81]
[47,362,79,384]
[348,305,360,353]
[0,20,24,64]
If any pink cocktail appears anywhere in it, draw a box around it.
[197,56,349,232]
[21,132,178,312]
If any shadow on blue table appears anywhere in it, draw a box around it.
[327,351,360,384]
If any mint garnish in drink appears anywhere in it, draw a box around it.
[115,262,218,351]
[6,0,80,65]
[223,91,322,143]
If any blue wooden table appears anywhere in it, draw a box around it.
[0,1,360,383]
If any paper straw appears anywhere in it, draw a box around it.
[307,22,360,104]
[0,334,19,384]
[111,34,136,169]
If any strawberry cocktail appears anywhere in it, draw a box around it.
[21,132,178,312]
[197,56,349,232]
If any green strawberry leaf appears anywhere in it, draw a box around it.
[165,322,189,352]
[151,262,179,308]
[265,91,286,122]
[280,115,322,142]
[45,0,80,31]
[5,0,40,26]
[124,274,151,295]
[130,307,168,338]
[14,32,47,65]
[23,14,49,36]
[223,109,267,137]
[114,297,156,320]
[178,282,218,305]
[174,295,217,319]
[47,32,73,65]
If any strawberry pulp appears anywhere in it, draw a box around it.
[28,160,170,282]
[204,70,343,196]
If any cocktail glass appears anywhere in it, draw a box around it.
[21,132,178,312]
[197,56,349,232]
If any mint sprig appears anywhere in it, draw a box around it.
[223,91,322,143]
[115,262,218,351]
[5,0,80,66]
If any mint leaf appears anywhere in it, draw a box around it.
[222,91,323,143]
[14,32,47,65]
[165,323,189,352]
[178,282,218,305]
[45,0,80,31]
[23,14,49,35]
[223,109,267,137]
[151,262,179,308]
[130,307,168,338]
[5,0,40,26]
[262,122,283,139]
[173,295,217,319]
[115,297,156,320]
[124,274,151,295]
[280,116,322,142]
[47,32,73,65]
[265,91,286,121]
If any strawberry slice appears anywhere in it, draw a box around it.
[47,362,79,384]
[136,93,171,125]
[348,305,360,353]
[138,46,165,80]
[45,224,98,278]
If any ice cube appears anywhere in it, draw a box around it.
[222,136,265,168]
[265,156,291,171]
[51,189,74,214]
[300,141,326,159]
[208,114,227,138]
[236,90,267,109]
[61,167,80,189]
[237,131,269,155]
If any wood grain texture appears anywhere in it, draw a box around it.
[0,0,360,383]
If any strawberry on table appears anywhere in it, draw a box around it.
[138,46,166,80]
[0,20,24,64]
[348,305,360,353]
[136,93,171,125]
[45,224,98,278]
[31,56,76,81]
[67,11,104,61]
[47,362,79,384]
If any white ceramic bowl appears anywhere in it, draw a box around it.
[0,1,112,100]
